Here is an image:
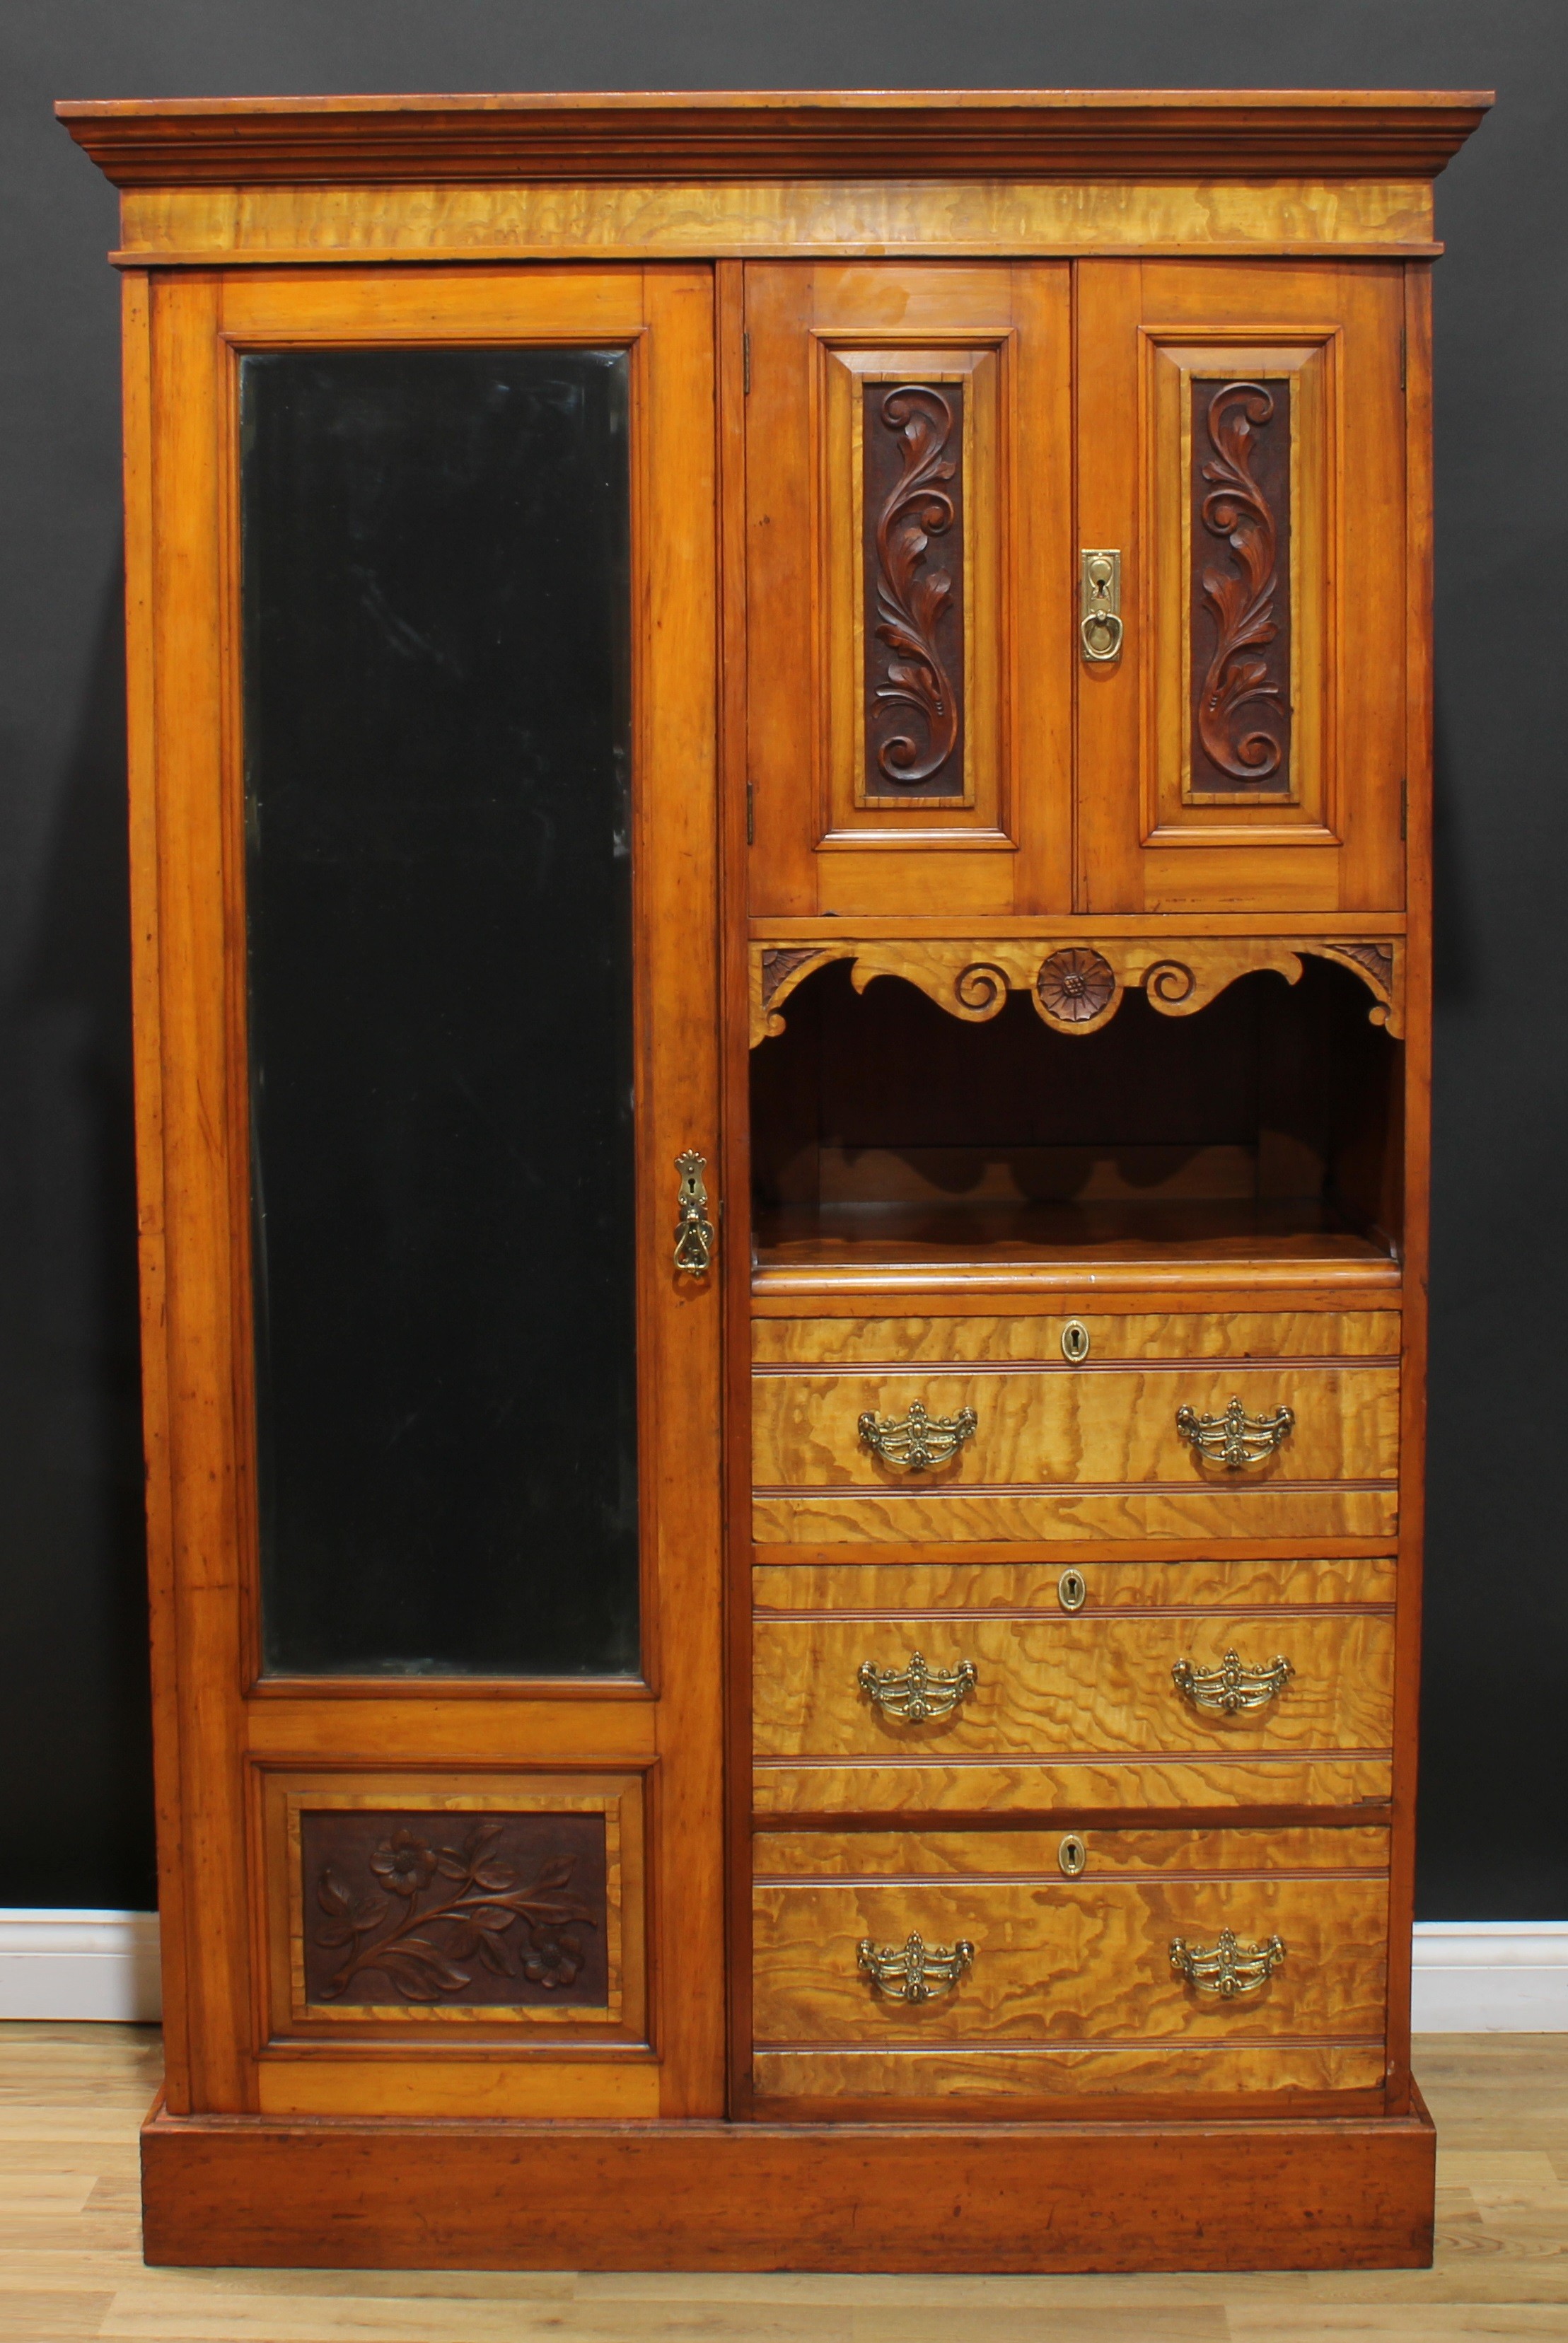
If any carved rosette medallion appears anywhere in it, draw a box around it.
[1191,378,1292,798]
[864,382,965,797]
[1035,948,1117,1025]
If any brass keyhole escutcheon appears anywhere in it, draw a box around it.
[1057,1567,1087,1612]
[1061,1318,1091,1363]
[1058,1834,1088,1878]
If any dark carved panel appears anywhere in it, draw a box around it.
[1190,378,1292,796]
[863,381,965,796]
[301,1808,608,2008]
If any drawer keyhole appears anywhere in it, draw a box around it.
[1061,1318,1091,1363]
[1058,1834,1088,1877]
[1057,1567,1087,1612]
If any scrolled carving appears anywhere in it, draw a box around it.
[1144,959,1197,1006]
[1195,379,1289,791]
[866,383,962,792]
[1035,947,1117,1027]
[953,960,1011,1019]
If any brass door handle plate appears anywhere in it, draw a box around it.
[858,1400,977,1473]
[858,1651,977,1723]
[1170,1929,1287,1999]
[1080,547,1123,661]
[1173,1650,1294,1713]
[673,1149,715,1276]
[1175,1396,1294,1470]
[857,1931,975,2003]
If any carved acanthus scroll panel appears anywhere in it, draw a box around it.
[260,1770,646,2045]
[1152,336,1330,834]
[820,340,1003,834]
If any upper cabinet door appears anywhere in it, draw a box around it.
[745,262,1074,918]
[1076,261,1409,914]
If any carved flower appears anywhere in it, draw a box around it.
[523,1928,585,1989]
[370,1830,438,1898]
[1036,947,1116,1025]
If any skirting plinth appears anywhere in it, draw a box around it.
[141,2093,1436,2272]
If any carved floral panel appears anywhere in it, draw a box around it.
[861,380,966,799]
[299,1806,610,2009]
[1189,377,1292,799]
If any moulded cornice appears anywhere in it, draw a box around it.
[56,88,1492,189]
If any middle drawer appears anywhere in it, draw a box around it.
[752,1557,1395,1814]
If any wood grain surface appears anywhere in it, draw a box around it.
[752,2040,1386,2103]
[753,1486,1400,1544]
[754,1308,1401,1363]
[752,1608,1393,1758]
[755,1366,1398,1488]
[753,1552,1400,1610]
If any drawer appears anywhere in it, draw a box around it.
[753,1555,1399,1612]
[753,1824,1388,2105]
[752,1608,1393,1815]
[753,1310,1401,1367]
[753,1364,1399,1545]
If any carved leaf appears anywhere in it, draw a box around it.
[1195,380,1288,786]
[317,1869,352,1919]
[867,384,960,789]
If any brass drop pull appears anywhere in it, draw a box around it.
[1079,548,1123,662]
[1175,1395,1294,1470]
[858,1651,977,1723]
[858,1400,977,1473]
[673,1149,715,1276]
[1173,1650,1294,1714]
[858,1931,975,2004]
[1171,1929,1287,1999]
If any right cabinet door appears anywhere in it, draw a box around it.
[1076,260,1409,915]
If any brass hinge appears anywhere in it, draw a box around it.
[743,330,751,395]
[746,778,755,844]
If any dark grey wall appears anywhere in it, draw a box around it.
[4,1,1562,1917]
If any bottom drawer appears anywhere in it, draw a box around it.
[753,1825,1388,2107]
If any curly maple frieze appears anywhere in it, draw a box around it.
[752,936,1403,1047]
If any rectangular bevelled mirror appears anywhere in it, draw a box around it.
[240,345,639,1678]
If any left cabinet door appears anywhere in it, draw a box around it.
[128,267,723,2117]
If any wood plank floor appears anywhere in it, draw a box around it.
[1,2025,1564,2341]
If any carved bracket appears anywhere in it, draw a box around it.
[751,936,1402,1047]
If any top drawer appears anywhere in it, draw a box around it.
[753,1311,1400,1367]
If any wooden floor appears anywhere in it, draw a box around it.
[1,2026,1564,2340]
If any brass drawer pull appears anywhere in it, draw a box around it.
[1173,1650,1294,1714]
[858,1651,977,1723]
[673,1149,715,1276]
[858,1400,977,1473]
[858,1931,975,2004]
[1175,1395,1294,1470]
[1170,1929,1287,1999]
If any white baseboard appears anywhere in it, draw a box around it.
[0,1911,161,2023]
[1411,1922,1568,2031]
[0,1913,1562,2031]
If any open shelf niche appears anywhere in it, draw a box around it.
[750,954,1402,1275]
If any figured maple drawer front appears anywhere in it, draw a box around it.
[753,1826,1389,2091]
[753,1611,1393,1761]
[753,1555,1400,1615]
[753,1311,1400,1366]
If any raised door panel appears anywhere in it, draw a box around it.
[133,266,723,2117]
[1076,260,1407,914]
[745,262,1073,917]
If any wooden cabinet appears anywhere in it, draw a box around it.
[62,83,1488,2274]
